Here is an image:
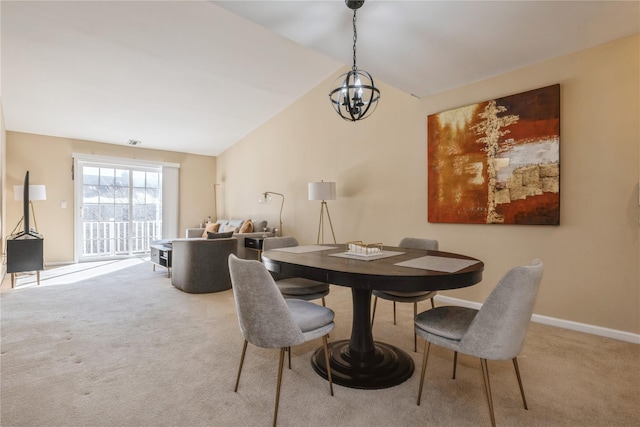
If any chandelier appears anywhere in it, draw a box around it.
[329,0,380,122]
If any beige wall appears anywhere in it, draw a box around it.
[217,35,640,334]
[5,132,217,264]
[1,99,6,279]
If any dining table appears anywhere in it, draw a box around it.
[261,243,484,390]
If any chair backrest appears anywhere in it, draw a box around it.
[399,237,438,251]
[228,255,306,349]
[262,237,300,280]
[262,236,299,251]
[459,259,544,360]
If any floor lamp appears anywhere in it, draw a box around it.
[259,191,284,236]
[211,183,220,221]
[308,181,336,244]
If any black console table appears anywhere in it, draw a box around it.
[244,237,265,260]
[7,233,44,288]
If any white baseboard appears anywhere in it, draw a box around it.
[45,260,76,267]
[434,295,640,345]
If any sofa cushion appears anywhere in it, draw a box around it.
[228,219,244,229]
[201,222,220,238]
[253,220,268,232]
[207,231,235,239]
[222,223,238,233]
[239,220,254,233]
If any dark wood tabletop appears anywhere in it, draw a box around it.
[262,245,483,291]
[261,244,484,390]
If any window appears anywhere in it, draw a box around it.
[73,154,179,262]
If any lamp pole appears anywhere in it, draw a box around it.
[261,191,284,236]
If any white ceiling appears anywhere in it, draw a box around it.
[2,1,638,156]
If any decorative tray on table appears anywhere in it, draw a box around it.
[345,241,384,257]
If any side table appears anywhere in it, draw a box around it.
[150,242,172,277]
[244,237,265,261]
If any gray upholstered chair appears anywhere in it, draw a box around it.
[371,237,439,351]
[228,255,334,427]
[170,238,237,293]
[262,237,330,306]
[414,259,544,427]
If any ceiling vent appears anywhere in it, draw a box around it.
[128,139,142,146]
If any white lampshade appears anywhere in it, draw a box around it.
[308,181,336,201]
[14,185,47,201]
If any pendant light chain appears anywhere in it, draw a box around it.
[328,0,380,121]
[352,10,358,71]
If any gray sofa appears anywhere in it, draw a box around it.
[170,238,237,293]
[185,218,275,260]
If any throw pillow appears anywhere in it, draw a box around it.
[239,219,254,233]
[206,231,234,239]
[222,223,238,233]
[201,222,220,238]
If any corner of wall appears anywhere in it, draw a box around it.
[0,96,7,281]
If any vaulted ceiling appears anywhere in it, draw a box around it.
[2,1,638,156]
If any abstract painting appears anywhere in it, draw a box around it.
[428,84,560,225]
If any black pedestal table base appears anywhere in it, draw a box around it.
[311,339,414,389]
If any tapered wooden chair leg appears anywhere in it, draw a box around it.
[417,341,431,405]
[234,340,248,392]
[322,335,334,396]
[413,303,418,352]
[452,351,458,379]
[273,348,286,427]
[393,301,397,325]
[371,296,378,326]
[513,357,528,410]
[480,359,496,427]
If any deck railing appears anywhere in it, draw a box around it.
[82,220,161,257]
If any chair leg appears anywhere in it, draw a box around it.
[371,296,378,326]
[273,348,286,427]
[430,297,435,309]
[287,347,291,369]
[234,340,248,392]
[393,301,397,325]
[480,358,496,427]
[322,335,334,396]
[512,357,528,410]
[321,297,326,307]
[452,351,458,379]
[413,302,418,352]
[417,340,431,405]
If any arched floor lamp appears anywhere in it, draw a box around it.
[259,191,284,236]
[308,181,336,244]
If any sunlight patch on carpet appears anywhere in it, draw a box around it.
[10,258,148,288]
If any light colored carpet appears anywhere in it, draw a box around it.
[1,260,638,426]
